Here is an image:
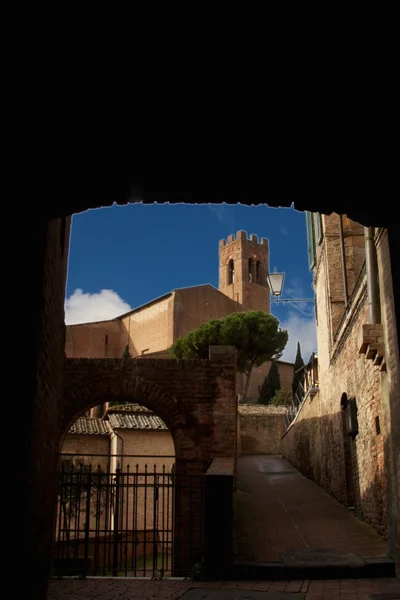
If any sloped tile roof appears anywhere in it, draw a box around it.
[69,417,112,435]
[107,403,152,413]
[108,412,168,430]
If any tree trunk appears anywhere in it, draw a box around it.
[242,362,255,403]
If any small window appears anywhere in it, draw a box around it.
[228,259,234,284]
[248,258,254,282]
[375,415,381,435]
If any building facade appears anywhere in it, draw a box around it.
[282,214,398,542]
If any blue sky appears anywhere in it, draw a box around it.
[65,203,317,362]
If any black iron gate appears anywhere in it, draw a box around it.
[53,455,204,578]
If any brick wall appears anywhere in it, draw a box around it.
[66,320,125,358]
[238,405,286,454]
[172,285,238,340]
[122,295,174,357]
[61,348,237,574]
[22,216,71,599]
[282,236,387,535]
[218,231,270,312]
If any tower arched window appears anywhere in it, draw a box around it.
[248,258,254,282]
[256,261,261,283]
[228,259,234,284]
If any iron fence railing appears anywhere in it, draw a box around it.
[52,455,204,578]
[284,353,319,429]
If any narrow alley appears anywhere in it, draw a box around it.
[234,455,391,572]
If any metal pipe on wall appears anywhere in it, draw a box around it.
[364,226,381,324]
[338,214,349,310]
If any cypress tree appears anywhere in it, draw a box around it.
[122,344,132,359]
[292,341,305,396]
[258,361,281,404]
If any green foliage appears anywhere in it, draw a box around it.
[258,360,281,404]
[292,341,305,395]
[170,311,288,371]
[169,311,288,403]
[122,344,132,358]
[270,388,293,406]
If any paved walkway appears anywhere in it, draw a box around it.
[234,455,390,564]
[47,455,400,599]
[47,577,400,599]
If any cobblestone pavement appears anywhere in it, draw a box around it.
[234,456,389,563]
[47,577,400,600]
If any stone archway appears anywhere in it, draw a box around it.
[62,359,199,466]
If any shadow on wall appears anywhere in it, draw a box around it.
[281,410,387,538]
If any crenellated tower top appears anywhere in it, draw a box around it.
[218,230,270,313]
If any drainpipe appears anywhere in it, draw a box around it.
[338,214,349,311]
[109,428,123,533]
[110,429,124,473]
[364,227,381,324]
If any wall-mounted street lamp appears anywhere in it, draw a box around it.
[267,271,285,298]
[267,270,315,304]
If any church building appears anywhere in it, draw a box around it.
[66,230,294,410]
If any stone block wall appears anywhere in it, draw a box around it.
[238,405,286,454]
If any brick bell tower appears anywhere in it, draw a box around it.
[219,230,270,313]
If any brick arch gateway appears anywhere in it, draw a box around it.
[23,197,400,598]
[58,355,237,576]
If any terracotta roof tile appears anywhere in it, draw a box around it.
[108,412,168,430]
[107,403,152,413]
[69,417,112,435]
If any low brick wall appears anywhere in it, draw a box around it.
[238,405,286,455]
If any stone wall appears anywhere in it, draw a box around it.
[238,405,286,454]
[282,226,387,535]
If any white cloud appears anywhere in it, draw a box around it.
[279,312,317,363]
[65,289,132,325]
